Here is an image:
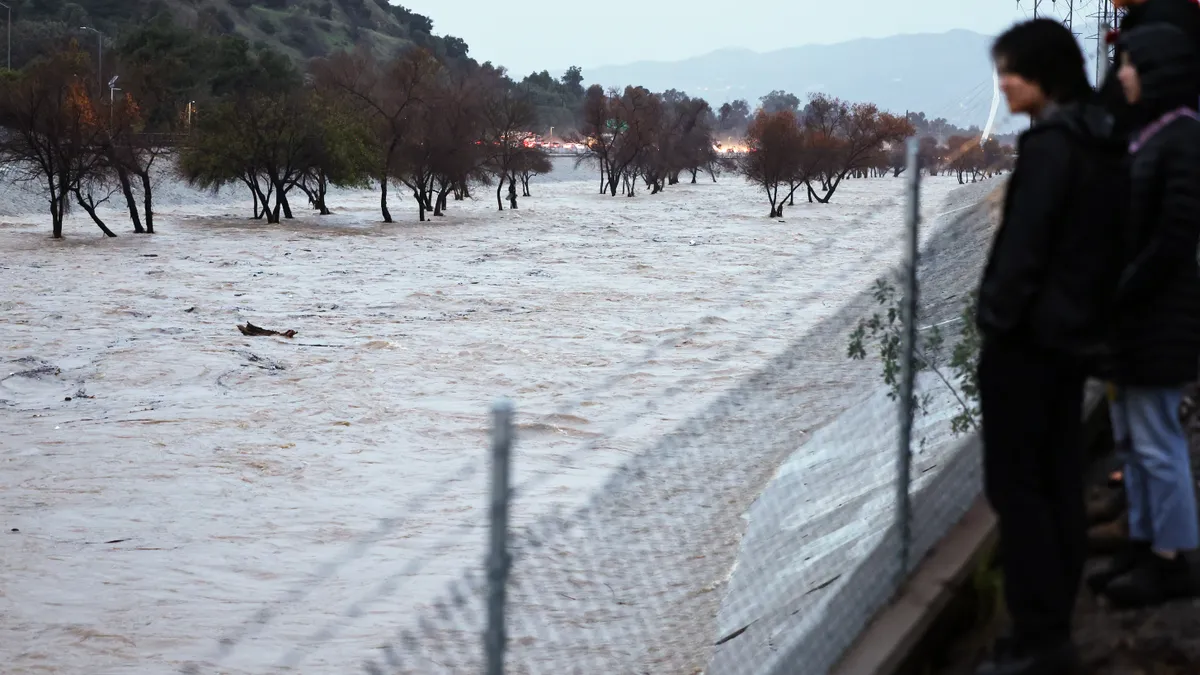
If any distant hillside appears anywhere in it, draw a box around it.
[585,30,1022,133]
[7,0,469,68]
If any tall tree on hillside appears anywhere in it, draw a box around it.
[717,99,751,134]
[759,90,802,116]
[561,66,584,98]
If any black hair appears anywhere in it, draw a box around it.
[992,18,1092,104]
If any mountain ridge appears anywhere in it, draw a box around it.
[582,29,1017,132]
[6,0,468,69]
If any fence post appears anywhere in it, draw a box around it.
[896,137,921,583]
[486,400,514,675]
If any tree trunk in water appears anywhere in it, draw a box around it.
[74,188,118,237]
[380,176,393,223]
[276,182,294,220]
[115,163,143,233]
[814,175,844,204]
[422,178,435,212]
[269,197,282,224]
[316,172,331,215]
[49,178,64,238]
[139,171,155,233]
[434,188,448,216]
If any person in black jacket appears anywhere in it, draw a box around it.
[1089,0,1200,538]
[975,19,1126,675]
[1086,24,1200,609]
[1097,0,1200,138]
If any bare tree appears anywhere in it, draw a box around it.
[0,49,114,237]
[739,110,805,218]
[481,78,538,210]
[312,48,441,223]
[802,95,912,203]
[515,150,552,197]
[608,86,660,197]
[428,69,488,216]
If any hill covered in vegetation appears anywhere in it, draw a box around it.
[6,0,468,67]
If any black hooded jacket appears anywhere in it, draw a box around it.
[1110,25,1200,386]
[977,102,1126,359]
[1098,0,1200,137]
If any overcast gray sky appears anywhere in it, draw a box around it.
[401,1,1050,76]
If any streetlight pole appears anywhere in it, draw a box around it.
[80,26,102,90]
[0,2,11,72]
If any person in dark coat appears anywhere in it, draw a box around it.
[1097,0,1200,137]
[975,19,1127,675]
[1089,0,1200,536]
[1086,24,1200,609]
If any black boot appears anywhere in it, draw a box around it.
[1086,540,1151,593]
[975,637,1080,675]
[1103,552,1196,608]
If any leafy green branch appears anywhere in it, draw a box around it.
[847,278,981,436]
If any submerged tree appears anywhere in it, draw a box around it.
[312,47,442,223]
[0,48,115,237]
[739,110,805,218]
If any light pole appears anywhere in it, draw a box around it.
[0,2,11,72]
[108,75,120,126]
[80,26,102,90]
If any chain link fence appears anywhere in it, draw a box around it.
[181,141,1005,675]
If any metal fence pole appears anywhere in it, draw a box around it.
[896,137,921,582]
[486,400,514,675]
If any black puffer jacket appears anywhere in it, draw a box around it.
[1110,25,1200,386]
[977,103,1126,360]
[1098,0,1200,137]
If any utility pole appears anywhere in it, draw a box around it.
[1016,0,1074,31]
[0,2,10,72]
[108,75,120,127]
[80,26,102,91]
[1092,0,1126,84]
